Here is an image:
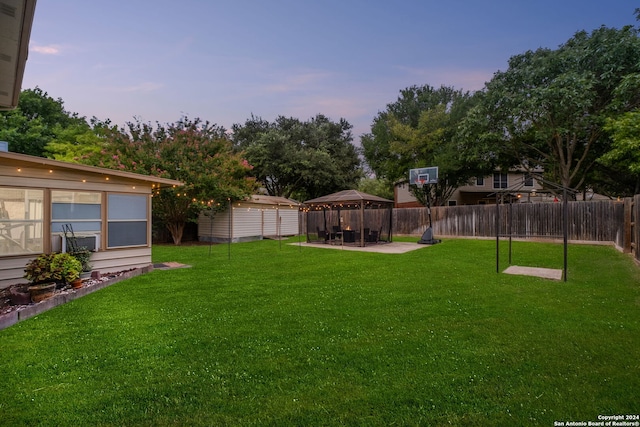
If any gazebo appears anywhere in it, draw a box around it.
[303,190,394,247]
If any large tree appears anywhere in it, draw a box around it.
[84,117,257,244]
[44,118,115,162]
[461,25,640,194]
[232,114,362,200]
[598,111,640,195]
[0,87,87,156]
[361,85,484,206]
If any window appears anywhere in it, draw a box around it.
[523,173,534,187]
[493,173,508,189]
[0,187,43,256]
[448,200,457,206]
[107,194,148,248]
[476,176,484,186]
[51,191,102,233]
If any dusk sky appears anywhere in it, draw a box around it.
[23,1,637,142]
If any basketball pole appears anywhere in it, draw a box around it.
[424,182,432,229]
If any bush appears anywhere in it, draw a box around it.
[24,252,82,285]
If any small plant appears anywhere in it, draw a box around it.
[23,253,56,284]
[70,247,92,272]
[50,253,82,284]
[24,252,82,286]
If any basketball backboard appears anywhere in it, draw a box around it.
[409,167,438,186]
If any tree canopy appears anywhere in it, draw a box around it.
[232,114,362,201]
[82,117,257,244]
[459,25,640,194]
[361,85,484,206]
[0,87,87,156]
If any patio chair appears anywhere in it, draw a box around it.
[316,227,329,243]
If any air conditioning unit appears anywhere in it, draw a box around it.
[62,234,99,252]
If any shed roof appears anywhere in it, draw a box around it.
[248,195,301,206]
[0,151,183,188]
[304,190,393,206]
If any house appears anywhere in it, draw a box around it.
[0,150,182,289]
[395,169,545,207]
[198,195,301,243]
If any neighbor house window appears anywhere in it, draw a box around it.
[476,176,484,186]
[523,173,534,187]
[107,194,148,248]
[493,173,508,189]
[0,187,43,256]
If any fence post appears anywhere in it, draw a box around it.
[624,197,633,254]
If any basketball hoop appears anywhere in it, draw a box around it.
[415,179,426,188]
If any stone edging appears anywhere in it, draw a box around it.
[0,265,153,331]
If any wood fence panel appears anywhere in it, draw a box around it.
[631,195,640,261]
[392,200,626,243]
[304,199,634,250]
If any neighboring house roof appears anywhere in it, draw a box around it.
[0,150,183,188]
[304,190,394,206]
[0,0,37,110]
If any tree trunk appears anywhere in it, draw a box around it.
[166,222,185,245]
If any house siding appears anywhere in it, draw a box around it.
[0,151,181,289]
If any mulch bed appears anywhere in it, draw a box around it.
[0,269,135,316]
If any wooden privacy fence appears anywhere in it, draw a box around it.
[395,200,625,242]
[304,196,639,262]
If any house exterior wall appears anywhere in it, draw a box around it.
[396,171,545,207]
[0,152,180,289]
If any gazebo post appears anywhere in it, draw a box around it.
[359,202,365,247]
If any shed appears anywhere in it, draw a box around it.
[198,195,301,243]
[304,190,394,247]
[0,150,182,289]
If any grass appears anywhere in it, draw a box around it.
[0,237,639,426]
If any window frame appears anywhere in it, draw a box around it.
[493,173,508,189]
[106,193,150,249]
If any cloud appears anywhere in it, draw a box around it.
[30,44,61,55]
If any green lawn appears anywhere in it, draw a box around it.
[1,238,639,426]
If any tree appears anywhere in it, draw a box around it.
[84,117,257,244]
[232,114,362,200]
[44,118,114,162]
[462,26,640,193]
[598,111,640,195]
[0,87,86,156]
[361,85,484,206]
[357,177,394,200]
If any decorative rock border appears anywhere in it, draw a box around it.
[0,265,153,331]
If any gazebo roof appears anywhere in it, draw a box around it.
[304,190,393,207]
